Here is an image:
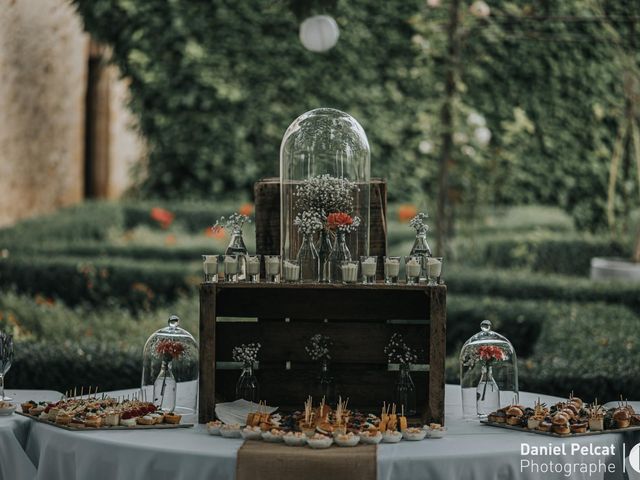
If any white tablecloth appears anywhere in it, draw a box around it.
[2,386,640,480]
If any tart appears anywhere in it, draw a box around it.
[104,412,120,427]
[164,412,182,425]
[506,406,523,426]
[537,420,552,432]
[21,401,37,413]
[85,414,103,428]
[55,413,73,425]
[137,415,155,426]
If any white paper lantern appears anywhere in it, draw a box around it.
[299,15,340,52]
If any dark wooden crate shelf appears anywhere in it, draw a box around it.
[198,282,446,425]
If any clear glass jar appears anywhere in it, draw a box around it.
[459,320,518,419]
[225,226,248,281]
[297,234,319,283]
[394,363,417,417]
[280,108,371,266]
[409,227,432,282]
[236,361,259,403]
[329,231,351,282]
[141,315,199,415]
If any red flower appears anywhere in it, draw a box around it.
[478,345,506,362]
[327,212,354,230]
[239,203,254,217]
[150,207,175,229]
[155,339,185,360]
[398,204,418,222]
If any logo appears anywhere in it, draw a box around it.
[630,444,640,473]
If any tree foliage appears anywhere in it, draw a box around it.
[73,0,640,232]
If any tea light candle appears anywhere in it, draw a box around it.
[340,262,358,283]
[427,257,444,285]
[224,255,239,282]
[202,255,218,283]
[384,256,401,285]
[405,257,421,284]
[283,260,300,282]
[246,255,261,283]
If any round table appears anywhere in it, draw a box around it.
[2,386,639,480]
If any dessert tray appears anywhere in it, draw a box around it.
[17,394,193,432]
[206,397,447,448]
[482,394,640,437]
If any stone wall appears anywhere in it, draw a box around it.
[0,0,143,227]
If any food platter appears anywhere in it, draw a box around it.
[481,420,640,437]
[17,411,193,431]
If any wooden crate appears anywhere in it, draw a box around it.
[198,283,446,424]
[254,178,388,278]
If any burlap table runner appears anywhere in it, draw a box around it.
[236,441,377,480]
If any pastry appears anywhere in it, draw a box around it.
[570,422,587,434]
[537,420,552,432]
[85,413,103,428]
[164,412,182,425]
[613,409,630,428]
[137,415,155,426]
[506,406,524,426]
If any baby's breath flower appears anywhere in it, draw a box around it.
[408,212,430,233]
[212,213,251,234]
[232,342,261,364]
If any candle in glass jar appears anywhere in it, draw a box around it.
[283,260,300,281]
[406,258,421,278]
[341,262,358,283]
[428,257,442,277]
[224,255,238,274]
[203,255,218,274]
[265,256,280,276]
[246,256,261,276]
[384,258,400,277]
[361,258,377,277]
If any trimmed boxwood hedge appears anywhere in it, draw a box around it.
[446,267,640,310]
[0,255,200,311]
[452,232,627,276]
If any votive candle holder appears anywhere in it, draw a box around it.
[283,259,301,283]
[405,255,422,285]
[202,255,219,283]
[264,255,281,283]
[360,256,377,284]
[340,260,359,284]
[384,256,402,285]
[224,254,239,283]
[427,257,444,286]
[246,255,261,283]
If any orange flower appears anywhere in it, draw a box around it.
[205,227,226,239]
[327,212,353,229]
[239,203,254,217]
[150,207,175,229]
[398,204,418,222]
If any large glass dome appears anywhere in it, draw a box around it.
[280,108,371,282]
[459,320,519,419]
[141,315,199,416]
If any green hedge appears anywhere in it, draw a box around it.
[10,342,141,393]
[447,267,640,310]
[453,232,627,276]
[0,255,199,311]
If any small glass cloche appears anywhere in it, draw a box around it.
[141,315,199,415]
[459,320,518,419]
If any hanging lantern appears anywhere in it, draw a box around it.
[299,15,340,52]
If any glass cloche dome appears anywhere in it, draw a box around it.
[141,315,199,415]
[459,320,518,419]
[280,108,371,283]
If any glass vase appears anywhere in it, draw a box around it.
[394,363,417,416]
[153,360,177,412]
[236,362,259,403]
[410,227,432,282]
[329,231,351,283]
[225,226,248,281]
[317,230,333,283]
[315,359,335,404]
[297,234,319,283]
[476,366,500,417]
